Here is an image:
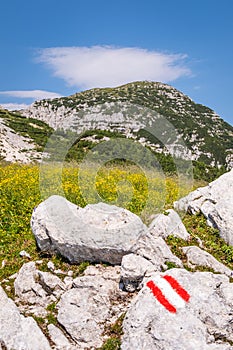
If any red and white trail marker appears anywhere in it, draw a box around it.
[146,275,190,313]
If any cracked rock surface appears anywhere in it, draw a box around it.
[122,269,233,350]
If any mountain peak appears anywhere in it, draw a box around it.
[1,82,232,171]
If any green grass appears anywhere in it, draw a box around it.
[166,212,233,272]
[98,338,121,350]
[98,313,125,350]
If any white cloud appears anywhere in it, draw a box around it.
[37,46,191,90]
[1,103,30,111]
[0,90,62,100]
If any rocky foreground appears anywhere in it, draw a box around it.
[0,169,233,349]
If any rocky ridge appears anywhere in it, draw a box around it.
[22,81,233,169]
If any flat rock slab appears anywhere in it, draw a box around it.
[174,169,233,246]
[122,269,233,350]
[182,246,232,277]
[31,195,148,264]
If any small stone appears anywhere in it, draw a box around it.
[5,286,11,292]
[64,276,73,289]
[9,273,18,280]
[35,260,43,265]
[54,269,65,275]
[47,261,55,271]
[1,260,6,268]
[2,279,9,283]
[132,233,183,270]
[19,250,31,259]
[38,271,66,297]
[67,270,73,277]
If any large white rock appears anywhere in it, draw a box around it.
[174,169,233,246]
[149,209,190,240]
[182,246,233,277]
[122,269,233,350]
[0,286,51,350]
[31,195,148,264]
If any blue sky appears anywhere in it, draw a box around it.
[0,0,233,125]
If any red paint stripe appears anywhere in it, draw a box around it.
[146,280,177,313]
[163,275,190,302]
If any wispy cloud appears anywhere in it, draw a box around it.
[1,103,30,111]
[0,90,62,100]
[37,46,192,90]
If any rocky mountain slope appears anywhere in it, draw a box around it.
[0,108,53,163]
[22,81,233,169]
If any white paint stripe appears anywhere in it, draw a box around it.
[153,275,186,309]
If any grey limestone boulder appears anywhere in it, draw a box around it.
[31,195,148,264]
[132,232,183,270]
[149,208,190,240]
[122,269,233,350]
[182,246,233,277]
[57,265,132,349]
[174,169,233,246]
[0,285,51,350]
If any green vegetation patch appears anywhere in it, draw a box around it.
[0,109,53,151]
[166,212,233,272]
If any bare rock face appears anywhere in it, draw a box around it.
[0,285,51,350]
[31,195,148,264]
[182,246,233,277]
[149,209,190,240]
[174,169,233,246]
[56,265,132,349]
[122,269,233,350]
